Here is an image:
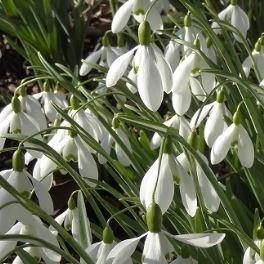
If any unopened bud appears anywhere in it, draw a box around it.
[146,203,162,233]
[138,21,151,46]
[12,149,25,172]
[103,226,114,244]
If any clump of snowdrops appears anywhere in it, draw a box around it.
[0,0,264,263]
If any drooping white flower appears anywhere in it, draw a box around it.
[176,152,221,216]
[0,216,61,264]
[108,203,225,264]
[243,40,264,80]
[190,89,232,147]
[106,21,173,111]
[34,85,68,123]
[0,96,42,157]
[111,0,163,34]
[150,115,191,150]
[0,150,53,234]
[212,0,249,43]
[140,153,175,214]
[211,109,254,168]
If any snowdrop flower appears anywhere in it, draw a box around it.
[212,0,249,43]
[80,33,127,76]
[84,226,133,264]
[243,39,264,80]
[176,136,220,216]
[0,96,42,157]
[34,83,68,122]
[190,88,232,147]
[99,119,132,166]
[0,150,53,234]
[211,107,254,168]
[108,203,225,264]
[106,21,173,111]
[150,115,191,150]
[0,216,61,264]
[51,193,92,248]
[19,86,47,130]
[111,0,163,34]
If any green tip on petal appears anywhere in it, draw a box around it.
[184,12,192,27]
[146,203,162,233]
[103,226,114,244]
[233,108,242,125]
[12,149,25,172]
[138,21,152,46]
[231,0,238,5]
[68,193,77,210]
[11,96,21,113]
[70,94,80,110]
[112,117,119,129]
[216,87,225,103]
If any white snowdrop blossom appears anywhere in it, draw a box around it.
[211,109,254,168]
[79,39,127,76]
[150,115,191,150]
[243,240,262,264]
[84,226,133,264]
[111,0,164,34]
[106,21,173,111]
[0,96,42,157]
[0,150,53,234]
[0,216,61,264]
[212,0,249,43]
[34,86,68,122]
[108,203,225,264]
[190,89,231,147]
[176,152,220,216]
[243,40,264,80]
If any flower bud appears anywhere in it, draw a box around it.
[233,107,242,126]
[11,96,21,113]
[117,33,126,47]
[231,0,238,5]
[184,12,192,27]
[187,130,198,149]
[68,194,76,210]
[103,226,114,244]
[138,21,151,46]
[256,226,264,240]
[19,86,27,97]
[70,95,80,110]
[12,149,25,172]
[146,203,162,233]
[216,87,225,103]
[102,34,110,47]
[112,117,119,129]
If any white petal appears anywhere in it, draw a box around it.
[165,41,180,72]
[172,53,195,93]
[86,242,102,261]
[172,88,192,116]
[168,232,225,248]
[178,162,197,217]
[80,49,103,76]
[196,158,220,212]
[0,223,21,257]
[115,128,131,167]
[190,103,214,129]
[152,44,173,93]
[242,56,253,78]
[137,46,163,111]
[243,246,256,264]
[27,172,54,214]
[189,77,206,102]
[126,69,138,94]
[142,232,167,264]
[237,125,254,168]
[140,154,174,214]
[146,6,163,32]
[231,6,249,42]
[107,234,146,264]
[111,0,133,33]
[76,137,98,186]
[106,48,135,87]
[204,102,225,147]
[211,124,236,165]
